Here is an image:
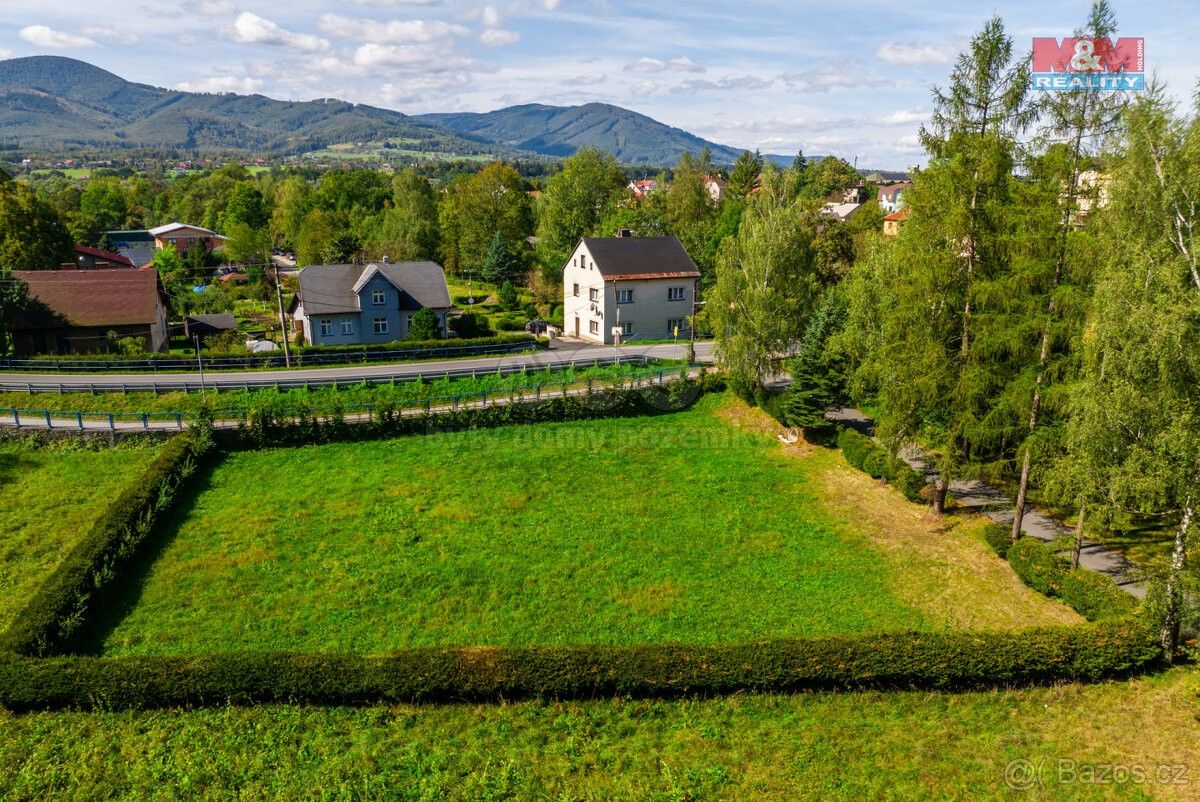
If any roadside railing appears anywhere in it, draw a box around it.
[1,365,694,432]
[0,354,655,395]
[0,338,538,374]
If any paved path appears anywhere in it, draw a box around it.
[828,407,1144,597]
[0,340,713,392]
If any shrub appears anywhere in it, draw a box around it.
[1058,568,1137,622]
[496,316,526,332]
[888,458,927,504]
[0,432,211,657]
[1007,537,1065,597]
[837,429,872,472]
[406,308,441,341]
[498,281,519,311]
[981,523,1013,558]
[449,312,491,339]
[0,619,1159,711]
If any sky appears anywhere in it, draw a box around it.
[0,0,1196,168]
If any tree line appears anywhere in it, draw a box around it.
[714,2,1198,659]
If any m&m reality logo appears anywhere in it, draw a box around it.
[1031,37,1144,91]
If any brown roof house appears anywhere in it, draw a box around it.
[562,233,701,344]
[10,270,170,355]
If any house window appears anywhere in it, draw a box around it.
[340,319,354,335]
[589,320,599,335]
[668,317,686,334]
[580,254,587,269]
[616,289,634,304]
[621,321,634,336]
[667,286,686,301]
[589,288,599,302]
[373,317,389,336]
[572,283,579,297]
[167,238,177,246]
[319,319,333,337]
[371,288,386,305]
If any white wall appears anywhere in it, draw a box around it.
[563,241,606,343]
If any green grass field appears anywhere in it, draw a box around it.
[2,669,1198,800]
[98,396,1075,656]
[0,439,160,632]
[1,399,1193,799]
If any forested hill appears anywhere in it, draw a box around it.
[418,103,757,166]
[0,56,506,157]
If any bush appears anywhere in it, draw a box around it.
[449,312,492,339]
[1008,537,1065,597]
[888,457,927,504]
[836,429,927,504]
[981,523,1013,558]
[0,432,211,657]
[498,281,519,311]
[1058,568,1137,622]
[0,618,1160,711]
[496,315,526,332]
[406,308,441,341]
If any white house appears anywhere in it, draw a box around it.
[703,175,728,202]
[562,233,701,345]
[877,182,913,214]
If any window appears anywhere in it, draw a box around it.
[167,238,177,246]
[319,319,333,337]
[580,254,587,269]
[572,283,579,297]
[668,318,686,335]
[621,321,634,336]
[373,317,389,336]
[668,286,686,301]
[371,288,386,305]
[340,319,354,335]
[589,287,599,302]
[589,320,599,335]
[616,288,634,304]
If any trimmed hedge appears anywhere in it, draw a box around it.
[293,333,535,357]
[1059,568,1138,622]
[1008,537,1065,597]
[0,432,211,657]
[0,619,1160,711]
[837,429,927,504]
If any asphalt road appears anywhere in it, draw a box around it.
[0,340,714,392]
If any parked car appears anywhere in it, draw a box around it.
[525,319,548,335]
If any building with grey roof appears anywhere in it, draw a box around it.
[289,261,452,346]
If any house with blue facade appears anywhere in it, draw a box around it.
[289,261,452,346]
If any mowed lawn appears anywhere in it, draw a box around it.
[0,440,160,632]
[101,395,1076,656]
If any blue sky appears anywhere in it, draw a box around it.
[0,0,1195,167]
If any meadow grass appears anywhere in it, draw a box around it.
[0,439,161,632]
[1,667,1196,800]
[99,395,1075,656]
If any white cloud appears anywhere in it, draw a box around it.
[480,28,519,46]
[540,0,562,9]
[346,0,441,5]
[624,56,704,74]
[780,66,892,93]
[875,42,957,67]
[670,75,772,94]
[81,26,140,46]
[631,81,660,96]
[18,25,99,49]
[353,42,479,71]
[318,13,468,43]
[879,108,929,126]
[176,75,264,93]
[229,12,330,53]
[481,5,502,28]
[183,0,235,14]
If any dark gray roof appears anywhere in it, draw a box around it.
[297,262,452,315]
[580,236,700,281]
[185,313,237,333]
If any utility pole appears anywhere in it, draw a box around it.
[273,263,292,367]
[193,334,206,392]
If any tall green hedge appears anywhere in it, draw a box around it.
[0,431,211,657]
[837,429,927,504]
[0,618,1159,711]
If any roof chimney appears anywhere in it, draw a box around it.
[618,228,633,238]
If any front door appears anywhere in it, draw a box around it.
[574,316,580,338]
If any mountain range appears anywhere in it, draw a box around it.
[0,56,797,167]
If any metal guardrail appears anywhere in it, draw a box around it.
[0,339,538,373]
[2,365,689,432]
[0,355,655,395]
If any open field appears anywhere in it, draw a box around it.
[0,440,160,632]
[1,668,1198,800]
[97,396,1076,656]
